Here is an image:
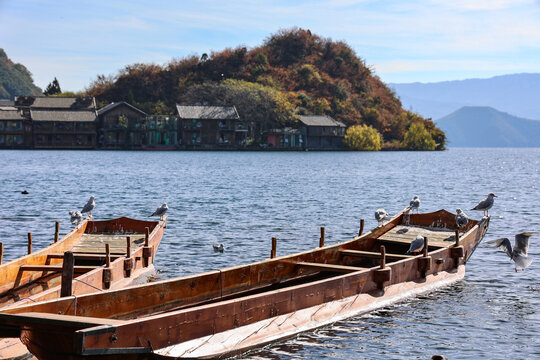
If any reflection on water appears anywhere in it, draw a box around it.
[1,148,539,359]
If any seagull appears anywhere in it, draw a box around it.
[488,232,535,272]
[409,196,420,213]
[375,208,389,227]
[150,203,168,219]
[81,195,95,216]
[213,243,225,253]
[406,235,425,254]
[455,208,469,228]
[69,210,83,226]
[471,193,497,216]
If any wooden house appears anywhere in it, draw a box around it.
[14,96,98,149]
[177,105,246,148]
[97,102,147,149]
[265,127,304,149]
[299,115,346,149]
[0,106,32,149]
[143,115,179,149]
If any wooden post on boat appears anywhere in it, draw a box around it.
[27,232,32,254]
[451,230,464,268]
[358,219,364,236]
[142,227,152,267]
[124,236,133,278]
[103,244,111,289]
[418,237,431,278]
[271,237,277,259]
[60,251,75,297]
[54,221,60,243]
[0,242,3,265]
[373,245,391,290]
[319,227,325,247]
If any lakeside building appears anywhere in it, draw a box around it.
[177,105,247,148]
[0,106,31,148]
[97,102,147,149]
[265,127,304,149]
[144,115,179,149]
[299,115,346,150]
[14,96,98,149]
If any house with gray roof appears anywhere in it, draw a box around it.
[14,96,98,149]
[97,101,147,149]
[176,105,247,147]
[299,115,346,149]
[0,106,31,148]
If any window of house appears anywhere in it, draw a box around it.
[0,121,4,130]
[0,134,4,144]
[6,121,22,130]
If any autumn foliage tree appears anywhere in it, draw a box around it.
[344,124,382,151]
[402,122,437,150]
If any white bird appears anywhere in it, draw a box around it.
[488,232,535,272]
[213,243,225,253]
[150,203,168,219]
[406,235,425,254]
[69,210,83,226]
[375,208,389,227]
[455,208,469,228]
[81,195,95,215]
[409,196,420,213]
[471,193,497,216]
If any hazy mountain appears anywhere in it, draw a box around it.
[436,106,540,147]
[0,49,42,99]
[390,73,540,120]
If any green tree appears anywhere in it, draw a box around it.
[43,77,61,95]
[402,122,436,150]
[344,124,382,151]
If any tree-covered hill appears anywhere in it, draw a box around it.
[0,49,42,98]
[85,28,445,148]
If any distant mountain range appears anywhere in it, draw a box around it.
[435,106,540,147]
[390,73,540,121]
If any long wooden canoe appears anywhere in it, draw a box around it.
[0,209,488,360]
[0,215,167,359]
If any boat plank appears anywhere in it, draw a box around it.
[295,262,367,273]
[339,249,413,260]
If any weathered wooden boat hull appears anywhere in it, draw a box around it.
[0,210,488,360]
[0,216,167,360]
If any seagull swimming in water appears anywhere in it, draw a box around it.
[213,243,225,253]
[375,208,389,227]
[406,235,425,254]
[69,210,83,226]
[409,196,420,213]
[81,195,95,216]
[488,232,535,272]
[455,208,469,228]
[471,193,497,216]
[150,203,168,219]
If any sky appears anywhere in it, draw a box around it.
[1,0,539,92]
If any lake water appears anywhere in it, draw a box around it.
[1,148,539,359]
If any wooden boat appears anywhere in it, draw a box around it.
[0,209,488,360]
[0,215,167,359]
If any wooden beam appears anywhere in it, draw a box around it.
[54,221,60,243]
[339,249,413,260]
[60,251,74,297]
[0,242,3,265]
[47,253,122,261]
[19,265,99,273]
[377,237,446,248]
[27,232,32,254]
[295,262,366,273]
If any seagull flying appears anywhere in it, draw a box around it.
[69,210,83,226]
[150,203,168,219]
[409,196,420,213]
[81,195,95,215]
[455,208,469,228]
[375,208,389,227]
[471,193,497,216]
[213,243,225,253]
[488,232,535,272]
[406,235,425,254]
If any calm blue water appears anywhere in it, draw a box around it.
[1,149,539,359]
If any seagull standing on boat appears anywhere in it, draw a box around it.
[488,232,535,272]
[69,210,83,226]
[151,203,168,220]
[213,243,225,253]
[471,193,497,216]
[455,208,469,228]
[81,195,95,216]
[409,196,420,213]
[375,208,389,227]
[406,235,425,254]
